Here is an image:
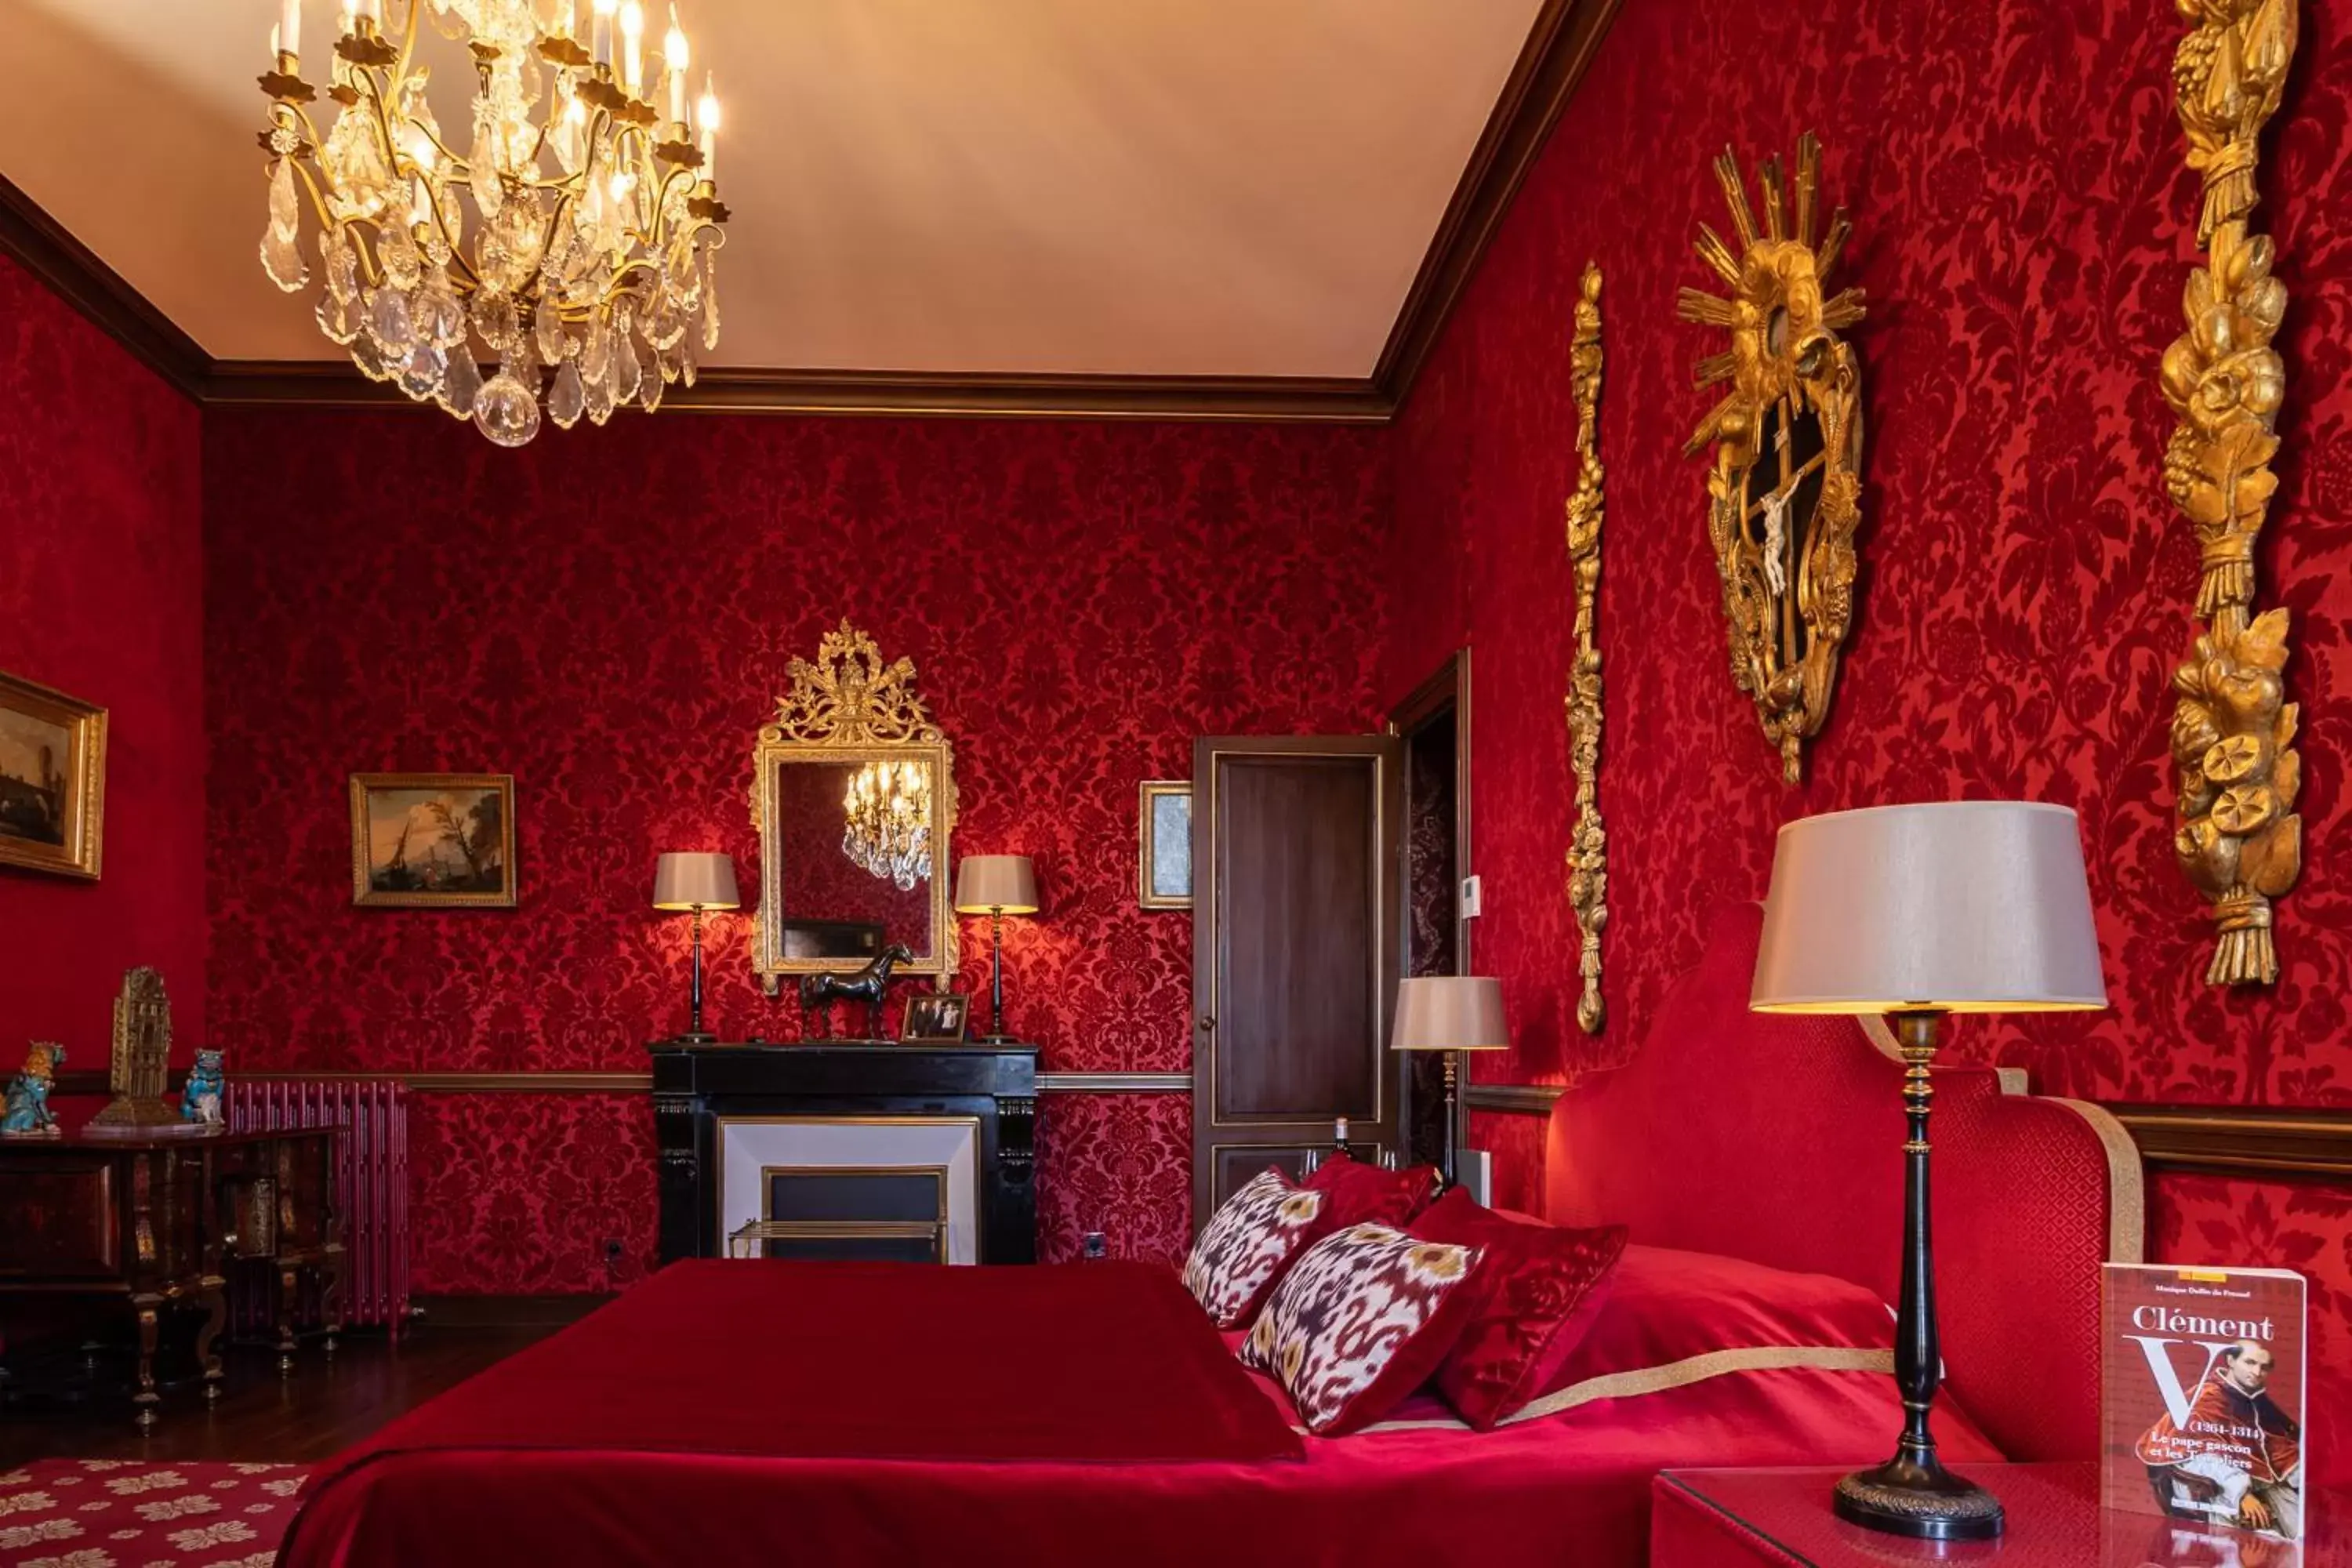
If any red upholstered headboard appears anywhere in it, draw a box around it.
[1544,903,2143,1463]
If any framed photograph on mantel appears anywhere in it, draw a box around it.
[0,670,107,881]
[1138,780,1192,909]
[350,773,517,909]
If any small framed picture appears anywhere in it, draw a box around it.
[1138,780,1191,909]
[0,670,107,882]
[350,774,517,909]
[901,993,971,1043]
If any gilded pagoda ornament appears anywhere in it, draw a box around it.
[1679,132,1867,785]
[1564,263,1609,1036]
[2162,0,2302,986]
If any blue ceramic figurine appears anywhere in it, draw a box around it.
[0,1044,64,1138]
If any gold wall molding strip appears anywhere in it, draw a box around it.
[1565,261,1609,1034]
[2110,1103,2352,1180]
[1461,1083,1567,1115]
[62,1068,1192,1095]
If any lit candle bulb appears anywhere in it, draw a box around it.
[340,0,358,36]
[592,0,616,66]
[664,8,689,128]
[696,74,719,180]
[619,0,644,97]
[279,0,300,57]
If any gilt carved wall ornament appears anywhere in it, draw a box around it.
[2162,0,2301,987]
[1564,263,1609,1036]
[1679,132,1867,785]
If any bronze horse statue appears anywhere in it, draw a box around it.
[798,943,915,1040]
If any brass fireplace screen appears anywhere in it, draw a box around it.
[728,1163,950,1263]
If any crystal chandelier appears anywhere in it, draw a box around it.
[842,760,933,891]
[257,0,728,446]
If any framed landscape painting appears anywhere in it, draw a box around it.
[350,773,517,909]
[0,670,107,881]
[1138,780,1191,909]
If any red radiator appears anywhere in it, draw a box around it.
[226,1078,412,1334]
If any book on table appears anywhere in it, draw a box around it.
[2103,1262,2307,1544]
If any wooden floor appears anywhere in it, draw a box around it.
[0,1319,561,1466]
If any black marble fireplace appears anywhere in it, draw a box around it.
[649,1041,1038,1265]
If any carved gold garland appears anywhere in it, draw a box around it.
[2162,0,2301,986]
[761,620,949,749]
[1679,133,1867,785]
[1564,263,1608,1036]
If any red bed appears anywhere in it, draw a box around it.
[279,906,2140,1568]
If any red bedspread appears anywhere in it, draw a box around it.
[280,1261,2005,1568]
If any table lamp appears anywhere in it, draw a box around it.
[1751,801,2105,1542]
[1390,975,1509,1186]
[653,851,739,1044]
[953,854,1036,1044]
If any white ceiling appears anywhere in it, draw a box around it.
[2,0,1544,377]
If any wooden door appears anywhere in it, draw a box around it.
[1191,735,1403,1225]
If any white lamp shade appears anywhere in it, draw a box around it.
[1391,976,1510,1051]
[953,854,1038,915]
[1751,801,2107,1015]
[652,851,740,911]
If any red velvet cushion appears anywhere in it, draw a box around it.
[1536,1243,1895,1400]
[1303,1152,1442,1227]
[1406,1187,1627,1428]
[1240,1223,1484,1434]
[1181,1168,1330,1329]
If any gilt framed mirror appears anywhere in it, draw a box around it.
[751,622,956,990]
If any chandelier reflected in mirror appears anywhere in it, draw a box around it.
[257,0,729,446]
[842,759,933,891]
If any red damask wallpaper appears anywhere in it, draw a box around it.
[0,253,205,1058]
[202,410,1388,1285]
[1388,0,2352,1483]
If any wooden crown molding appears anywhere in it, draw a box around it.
[2109,1103,2352,1181]
[0,2,1618,424]
[0,174,206,401]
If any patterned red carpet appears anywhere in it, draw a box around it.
[0,1460,302,1567]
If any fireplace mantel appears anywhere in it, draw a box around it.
[648,1041,1038,1265]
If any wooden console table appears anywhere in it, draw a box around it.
[0,1127,342,1425]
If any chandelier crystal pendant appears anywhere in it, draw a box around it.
[841,759,934,891]
[257,0,728,447]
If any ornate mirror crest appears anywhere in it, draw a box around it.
[1564,262,1609,1036]
[751,621,958,991]
[1679,132,1867,784]
[2164,0,2301,986]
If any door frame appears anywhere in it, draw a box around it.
[1386,648,1473,1159]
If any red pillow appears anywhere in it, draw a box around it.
[1181,1168,1331,1329]
[1240,1223,1484,1434]
[1407,1188,1627,1428]
[1304,1152,1441,1227]
[1533,1243,1896,1405]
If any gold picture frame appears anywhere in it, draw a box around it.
[1138,780,1192,909]
[0,670,107,881]
[349,773,517,909]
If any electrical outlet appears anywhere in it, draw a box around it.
[1082,1232,1108,1259]
[601,1237,625,1265]
[1459,874,1483,918]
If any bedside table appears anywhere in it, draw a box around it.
[1653,1463,2350,1566]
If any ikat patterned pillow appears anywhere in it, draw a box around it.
[1240,1222,1484,1434]
[1182,1168,1330,1329]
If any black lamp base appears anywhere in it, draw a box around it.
[671,1029,717,1044]
[1833,1456,2004,1541]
